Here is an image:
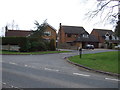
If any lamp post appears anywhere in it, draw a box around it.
[78,47,82,58]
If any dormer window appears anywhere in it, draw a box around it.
[83,34,89,38]
[111,35,115,40]
[105,32,110,37]
[105,32,110,40]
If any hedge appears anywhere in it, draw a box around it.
[49,39,56,51]
[2,37,27,45]
[1,37,55,52]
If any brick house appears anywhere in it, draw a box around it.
[5,23,57,46]
[58,23,99,48]
[91,29,120,48]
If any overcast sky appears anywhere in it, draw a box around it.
[0,0,118,36]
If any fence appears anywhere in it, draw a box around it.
[0,45,20,51]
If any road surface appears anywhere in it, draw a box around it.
[1,49,119,88]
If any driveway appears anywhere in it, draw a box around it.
[2,49,119,88]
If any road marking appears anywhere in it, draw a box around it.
[45,68,59,72]
[105,78,120,81]
[2,83,6,85]
[10,85,14,88]
[25,65,28,67]
[14,87,19,88]
[27,65,32,68]
[9,62,18,65]
[31,66,35,68]
[73,73,90,77]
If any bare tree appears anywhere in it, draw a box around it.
[86,0,120,24]
[7,20,19,30]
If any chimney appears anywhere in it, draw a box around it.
[5,26,8,37]
[60,23,62,26]
[5,26,8,32]
[59,23,62,30]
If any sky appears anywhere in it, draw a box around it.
[0,0,118,36]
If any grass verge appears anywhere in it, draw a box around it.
[69,51,119,74]
[1,50,70,55]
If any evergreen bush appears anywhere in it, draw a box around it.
[49,39,56,51]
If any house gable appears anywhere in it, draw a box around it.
[58,24,88,43]
[5,23,57,42]
[58,24,98,45]
[43,24,57,40]
[91,29,119,44]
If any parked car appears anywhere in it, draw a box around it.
[86,44,94,49]
[114,45,120,49]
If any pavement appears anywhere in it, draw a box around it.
[1,49,119,88]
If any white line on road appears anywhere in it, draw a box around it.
[105,78,120,81]
[2,83,6,85]
[73,73,90,77]
[25,65,28,67]
[60,53,76,55]
[10,85,14,88]
[31,66,36,68]
[44,68,59,72]
[9,62,18,65]
[14,87,19,88]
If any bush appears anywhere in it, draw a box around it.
[108,43,113,49]
[44,40,50,50]
[49,39,56,51]
[2,37,29,52]
[2,37,27,45]
[2,37,56,52]
[19,40,31,52]
[30,41,47,51]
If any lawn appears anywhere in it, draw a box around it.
[1,50,70,55]
[69,51,119,74]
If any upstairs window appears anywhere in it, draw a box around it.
[44,31,51,36]
[83,34,89,38]
[105,33,110,40]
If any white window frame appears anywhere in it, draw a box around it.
[44,31,51,36]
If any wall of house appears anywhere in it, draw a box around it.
[58,26,66,44]
[43,26,56,40]
[42,26,57,46]
[65,34,78,43]
[75,42,82,48]
[91,30,105,43]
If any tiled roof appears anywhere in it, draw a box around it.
[5,23,56,37]
[62,26,86,34]
[5,30,32,37]
[93,29,114,36]
[75,35,99,42]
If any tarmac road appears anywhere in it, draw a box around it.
[2,49,119,88]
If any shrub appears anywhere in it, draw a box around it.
[108,43,113,49]
[44,40,50,50]
[19,40,31,52]
[2,37,55,52]
[30,41,47,51]
[49,39,56,51]
[2,37,27,45]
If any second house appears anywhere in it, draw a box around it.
[58,23,99,49]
